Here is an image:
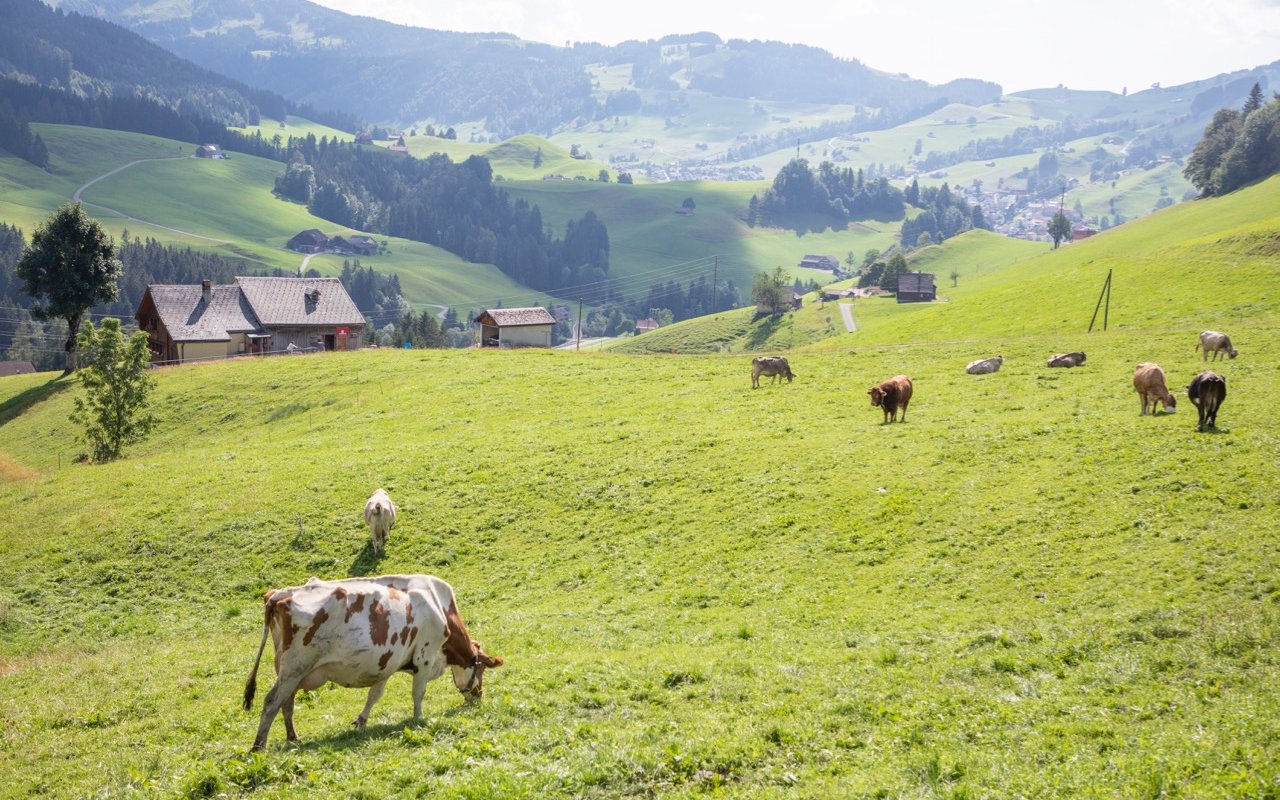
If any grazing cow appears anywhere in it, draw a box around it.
[965,355,1003,375]
[1196,330,1238,361]
[751,356,796,388]
[364,488,397,554]
[868,375,913,423]
[243,574,503,752]
[1187,370,1226,431]
[1133,363,1177,415]
[1046,352,1087,368]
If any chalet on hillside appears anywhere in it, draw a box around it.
[634,317,660,334]
[820,287,856,301]
[896,272,936,303]
[331,235,378,256]
[287,229,329,254]
[0,360,36,377]
[389,134,409,153]
[195,144,223,159]
[475,307,556,348]
[800,254,840,271]
[136,277,366,364]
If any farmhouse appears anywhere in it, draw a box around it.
[287,229,329,254]
[135,277,366,364]
[195,144,223,159]
[475,307,556,348]
[896,272,936,303]
[800,254,840,271]
[331,235,378,256]
[634,317,660,334]
[389,134,409,153]
[820,287,856,301]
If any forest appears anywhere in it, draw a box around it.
[750,158,906,231]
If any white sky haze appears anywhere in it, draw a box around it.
[311,0,1280,93]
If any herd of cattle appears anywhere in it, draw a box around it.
[751,329,1238,432]
[243,330,1240,751]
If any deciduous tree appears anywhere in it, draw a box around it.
[17,204,121,373]
[1049,209,1072,249]
[71,317,155,462]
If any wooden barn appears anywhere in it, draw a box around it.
[287,229,329,253]
[195,144,223,159]
[136,277,366,364]
[896,272,936,303]
[475,307,556,348]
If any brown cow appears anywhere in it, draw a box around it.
[751,356,795,388]
[1047,352,1087,368]
[868,375,913,423]
[1187,370,1226,431]
[243,574,503,751]
[1133,363,1177,415]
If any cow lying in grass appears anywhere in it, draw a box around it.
[1133,363,1177,415]
[1187,370,1226,431]
[751,356,795,388]
[868,375,913,423]
[966,355,1003,374]
[1046,352,1086,368]
[244,574,503,752]
[364,488,397,554]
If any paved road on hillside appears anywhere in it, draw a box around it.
[839,302,857,332]
[73,156,229,244]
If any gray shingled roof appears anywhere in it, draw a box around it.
[478,307,557,327]
[898,272,935,293]
[145,285,262,342]
[235,277,366,327]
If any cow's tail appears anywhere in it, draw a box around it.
[243,595,274,711]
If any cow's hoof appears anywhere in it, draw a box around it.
[352,717,367,729]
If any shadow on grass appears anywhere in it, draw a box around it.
[347,542,384,577]
[745,314,785,350]
[0,377,73,428]
[286,702,475,754]
[1196,425,1231,435]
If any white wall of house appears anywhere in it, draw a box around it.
[179,341,230,363]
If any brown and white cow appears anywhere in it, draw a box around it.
[1196,330,1238,361]
[751,356,796,388]
[1187,370,1226,431]
[363,488,397,554]
[1046,352,1087,368]
[965,355,1003,375]
[1133,363,1177,415]
[243,574,503,751]
[868,375,913,423]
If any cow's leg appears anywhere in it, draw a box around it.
[412,669,431,718]
[282,691,300,743]
[251,676,302,752]
[354,678,389,729]
[900,400,908,422]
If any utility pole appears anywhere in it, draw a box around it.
[711,255,719,313]
[575,298,583,351]
[1088,269,1112,332]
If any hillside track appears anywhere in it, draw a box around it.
[72,156,230,244]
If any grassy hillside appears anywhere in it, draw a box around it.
[1,320,1278,797]
[618,175,1280,354]
[393,133,613,181]
[0,124,557,312]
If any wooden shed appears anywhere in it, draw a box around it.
[896,272,936,303]
[475,308,556,348]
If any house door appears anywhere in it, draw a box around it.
[324,334,336,351]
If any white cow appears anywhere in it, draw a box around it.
[965,355,1003,375]
[243,574,504,751]
[363,488,397,553]
[1196,330,1237,361]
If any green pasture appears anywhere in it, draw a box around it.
[1,315,1278,797]
[231,116,356,144]
[0,125,552,311]
[503,179,900,295]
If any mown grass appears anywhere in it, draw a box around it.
[1,315,1278,797]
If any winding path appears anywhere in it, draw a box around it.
[73,156,230,244]
[838,302,857,332]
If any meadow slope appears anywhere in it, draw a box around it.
[0,323,1277,797]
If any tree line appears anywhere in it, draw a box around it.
[749,158,906,232]
[899,180,987,248]
[273,137,611,292]
[1184,84,1280,197]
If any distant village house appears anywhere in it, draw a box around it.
[475,307,556,348]
[287,229,329,254]
[331,234,379,256]
[634,317,660,334]
[135,277,366,364]
[195,144,224,159]
[800,254,840,271]
[896,272,936,303]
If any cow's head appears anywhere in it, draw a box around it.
[784,369,795,383]
[1161,396,1177,413]
[868,386,884,407]
[452,640,505,702]
[1228,348,1238,359]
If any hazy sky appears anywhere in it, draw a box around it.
[310,0,1280,93]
